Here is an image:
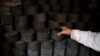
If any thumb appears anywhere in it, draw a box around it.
[57,31,64,36]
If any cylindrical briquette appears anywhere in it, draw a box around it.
[40,5,50,12]
[49,0,59,5]
[0,11,11,15]
[41,55,52,56]
[14,15,28,24]
[73,22,85,30]
[21,0,32,7]
[21,29,34,42]
[63,22,73,28]
[10,6,22,15]
[41,40,53,56]
[3,25,14,32]
[14,15,28,31]
[68,13,79,22]
[55,13,67,23]
[10,0,21,1]
[54,48,65,56]
[51,5,61,12]
[79,45,90,56]
[54,40,66,49]
[41,40,53,48]
[24,5,38,15]
[28,50,39,56]
[0,15,13,24]
[3,1,21,7]
[47,12,56,20]
[28,41,40,51]
[37,0,47,5]
[14,41,27,50]
[67,38,79,48]
[0,6,10,12]
[80,13,91,22]
[62,5,70,13]
[32,22,45,30]
[4,31,19,43]
[33,13,46,22]
[61,0,70,6]
[66,38,79,56]
[12,48,27,56]
[73,5,81,12]
[51,29,64,41]
[31,0,37,5]
[36,29,50,41]
[73,0,80,6]
[41,48,53,56]
[66,47,78,56]
[48,20,60,29]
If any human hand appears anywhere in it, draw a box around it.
[57,26,72,36]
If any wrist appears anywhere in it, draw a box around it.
[66,29,72,35]
[68,29,72,35]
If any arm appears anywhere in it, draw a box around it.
[58,26,100,52]
[71,30,100,52]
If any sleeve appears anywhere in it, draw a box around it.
[71,29,100,52]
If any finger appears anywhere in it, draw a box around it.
[57,31,64,36]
